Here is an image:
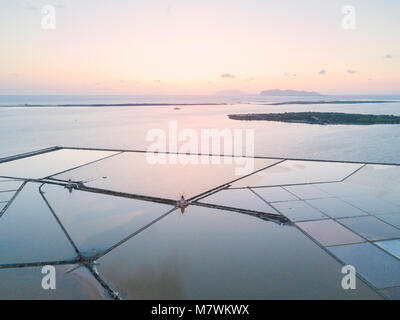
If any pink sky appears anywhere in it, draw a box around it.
[0,0,399,95]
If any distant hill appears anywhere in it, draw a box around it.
[260,89,321,96]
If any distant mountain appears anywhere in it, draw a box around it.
[260,89,321,96]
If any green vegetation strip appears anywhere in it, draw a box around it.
[228,112,400,125]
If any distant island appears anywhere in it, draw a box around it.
[228,112,400,125]
[260,89,321,96]
[267,100,395,106]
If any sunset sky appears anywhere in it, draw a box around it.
[1,0,399,95]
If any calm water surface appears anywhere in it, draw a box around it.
[1,98,400,163]
[1,96,398,299]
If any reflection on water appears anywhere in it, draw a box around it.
[1,98,398,299]
[231,160,362,188]
[96,206,380,299]
[41,183,173,254]
[102,254,184,299]
[1,100,400,163]
[54,152,277,200]
[0,169,384,299]
[201,188,278,213]
[0,183,76,264]
[0,149,117,179]
[0,265,105,300]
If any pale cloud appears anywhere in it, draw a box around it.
[384,54,393,59]
[318,69,326,75]
[347,70,357,74]
[221,73,235,78]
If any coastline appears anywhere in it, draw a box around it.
[228,112,400,125]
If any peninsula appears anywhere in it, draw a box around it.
[228,112,400,125]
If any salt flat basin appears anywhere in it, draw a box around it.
[1,147,400,299]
